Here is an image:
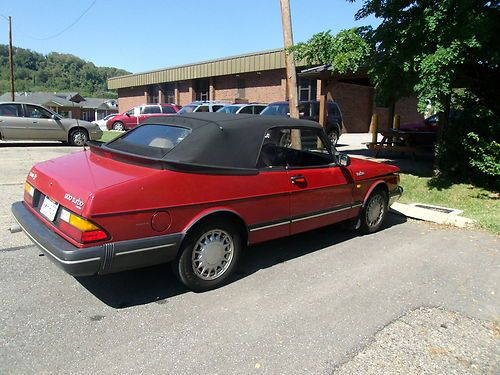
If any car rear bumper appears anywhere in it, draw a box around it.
[11,201,183,277]
[389,186,403,205]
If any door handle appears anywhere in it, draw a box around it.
[291,175,306,184]
[32,121,38,123]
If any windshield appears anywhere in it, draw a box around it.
[260,104,288,116]
[217,105,240,114]
[106,124,191,158]
[178,105,198,114]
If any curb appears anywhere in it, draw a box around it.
[390,202,475,228]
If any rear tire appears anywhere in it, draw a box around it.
[69,128,89,146]
[172,219,242,292]
[112,121,125,131]
[359,189,388,234]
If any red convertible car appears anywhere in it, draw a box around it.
[12,113,402,291]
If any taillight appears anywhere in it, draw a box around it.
[24,182,34,205]
[57,208,109,244]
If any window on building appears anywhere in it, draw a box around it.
[195,79,209,101]
[163,83,175,104]
[298,78,317,101]
[237,79,246,99]
[82,111,90,121]
[148,86,159,103]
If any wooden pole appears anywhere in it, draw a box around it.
[279,0,300,149]
[369,114,379,144]
[8,16,15,101]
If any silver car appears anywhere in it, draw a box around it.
[0,102,102,146]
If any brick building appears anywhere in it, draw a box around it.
[108,49,422,133]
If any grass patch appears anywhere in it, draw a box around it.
[98,131,122,143]
[399,174,500,234]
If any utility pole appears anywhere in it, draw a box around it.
[279,0,300,148]
[8,16,15,101]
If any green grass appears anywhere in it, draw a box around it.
[98,131,122,143]
[399,174,500,234]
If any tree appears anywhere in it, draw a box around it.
[351,0,500,187]
[288,28,372,74]
[352,0,500,115]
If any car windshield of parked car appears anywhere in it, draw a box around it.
[258,127,333,168]
[178,105,197,114]
[260,104,288,116]
[106,124,191,158]
[217,105,240,114]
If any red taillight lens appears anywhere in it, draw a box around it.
[81,230,108,243]
[57,208,109,244]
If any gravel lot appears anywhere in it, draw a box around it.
[0,143,498,374]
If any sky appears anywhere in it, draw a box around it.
[0,0,379,74]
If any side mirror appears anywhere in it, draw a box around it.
[51,114,58,120]
[338,153,351,167]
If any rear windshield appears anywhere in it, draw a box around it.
[106,124,191,158]
[260,104,288,116]
[178,105,197,114]
[217,105,240,113]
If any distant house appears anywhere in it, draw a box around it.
[0,92,118,122]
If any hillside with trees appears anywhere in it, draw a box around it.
[0,45,130,98]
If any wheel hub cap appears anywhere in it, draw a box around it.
[192,229,234,280]
[366,196,383,227]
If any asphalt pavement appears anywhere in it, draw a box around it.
[0,142,498,374]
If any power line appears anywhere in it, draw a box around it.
[22,0,97,41]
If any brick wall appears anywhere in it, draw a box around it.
[329,82,374,133]
[117,87,146,113]
[213,69,285,103]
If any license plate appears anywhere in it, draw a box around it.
[40,196,59,222]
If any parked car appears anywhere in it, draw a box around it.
[0,102,102,146]
[92,114,117,131]
[177,101,228,114]
[400,110,462,132]
[107,104,180,131]
[12,113,402,291]
[260,101,343,145]
[216,103,267,114]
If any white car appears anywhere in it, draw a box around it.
[216,103,267,114]
[92,114,117,131]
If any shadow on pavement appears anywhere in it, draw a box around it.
[76,213,407,309]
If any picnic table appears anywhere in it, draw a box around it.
[366,129,436,159]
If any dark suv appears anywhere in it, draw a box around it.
[260,101,343,144]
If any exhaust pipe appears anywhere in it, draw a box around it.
[9,225,22,234]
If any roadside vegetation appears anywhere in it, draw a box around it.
[98,131,121,143]
[0,45,129,98]
[399,174,500,235]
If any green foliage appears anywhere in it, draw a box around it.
[0,45,130,98]
[434,94,499,190]
[352,0,500,113]
[288,28,372,74]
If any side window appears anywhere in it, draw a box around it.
[195,105,209,112]
[298,103,311,117]
[126,108,135,115]
[0,104,22,117]
[211,105,224,112]
[258,128,333,168]
[143,106,161,114]
[239,106,253,114]
[161,106,176,114]
[254,106,266,114]
[26,105,52,119]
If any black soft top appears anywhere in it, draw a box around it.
[96,113,323,173]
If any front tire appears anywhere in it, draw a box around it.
[172,219,242,292]
[359,189,388,234]
[69,128,89,146]
[112,121,125,131]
